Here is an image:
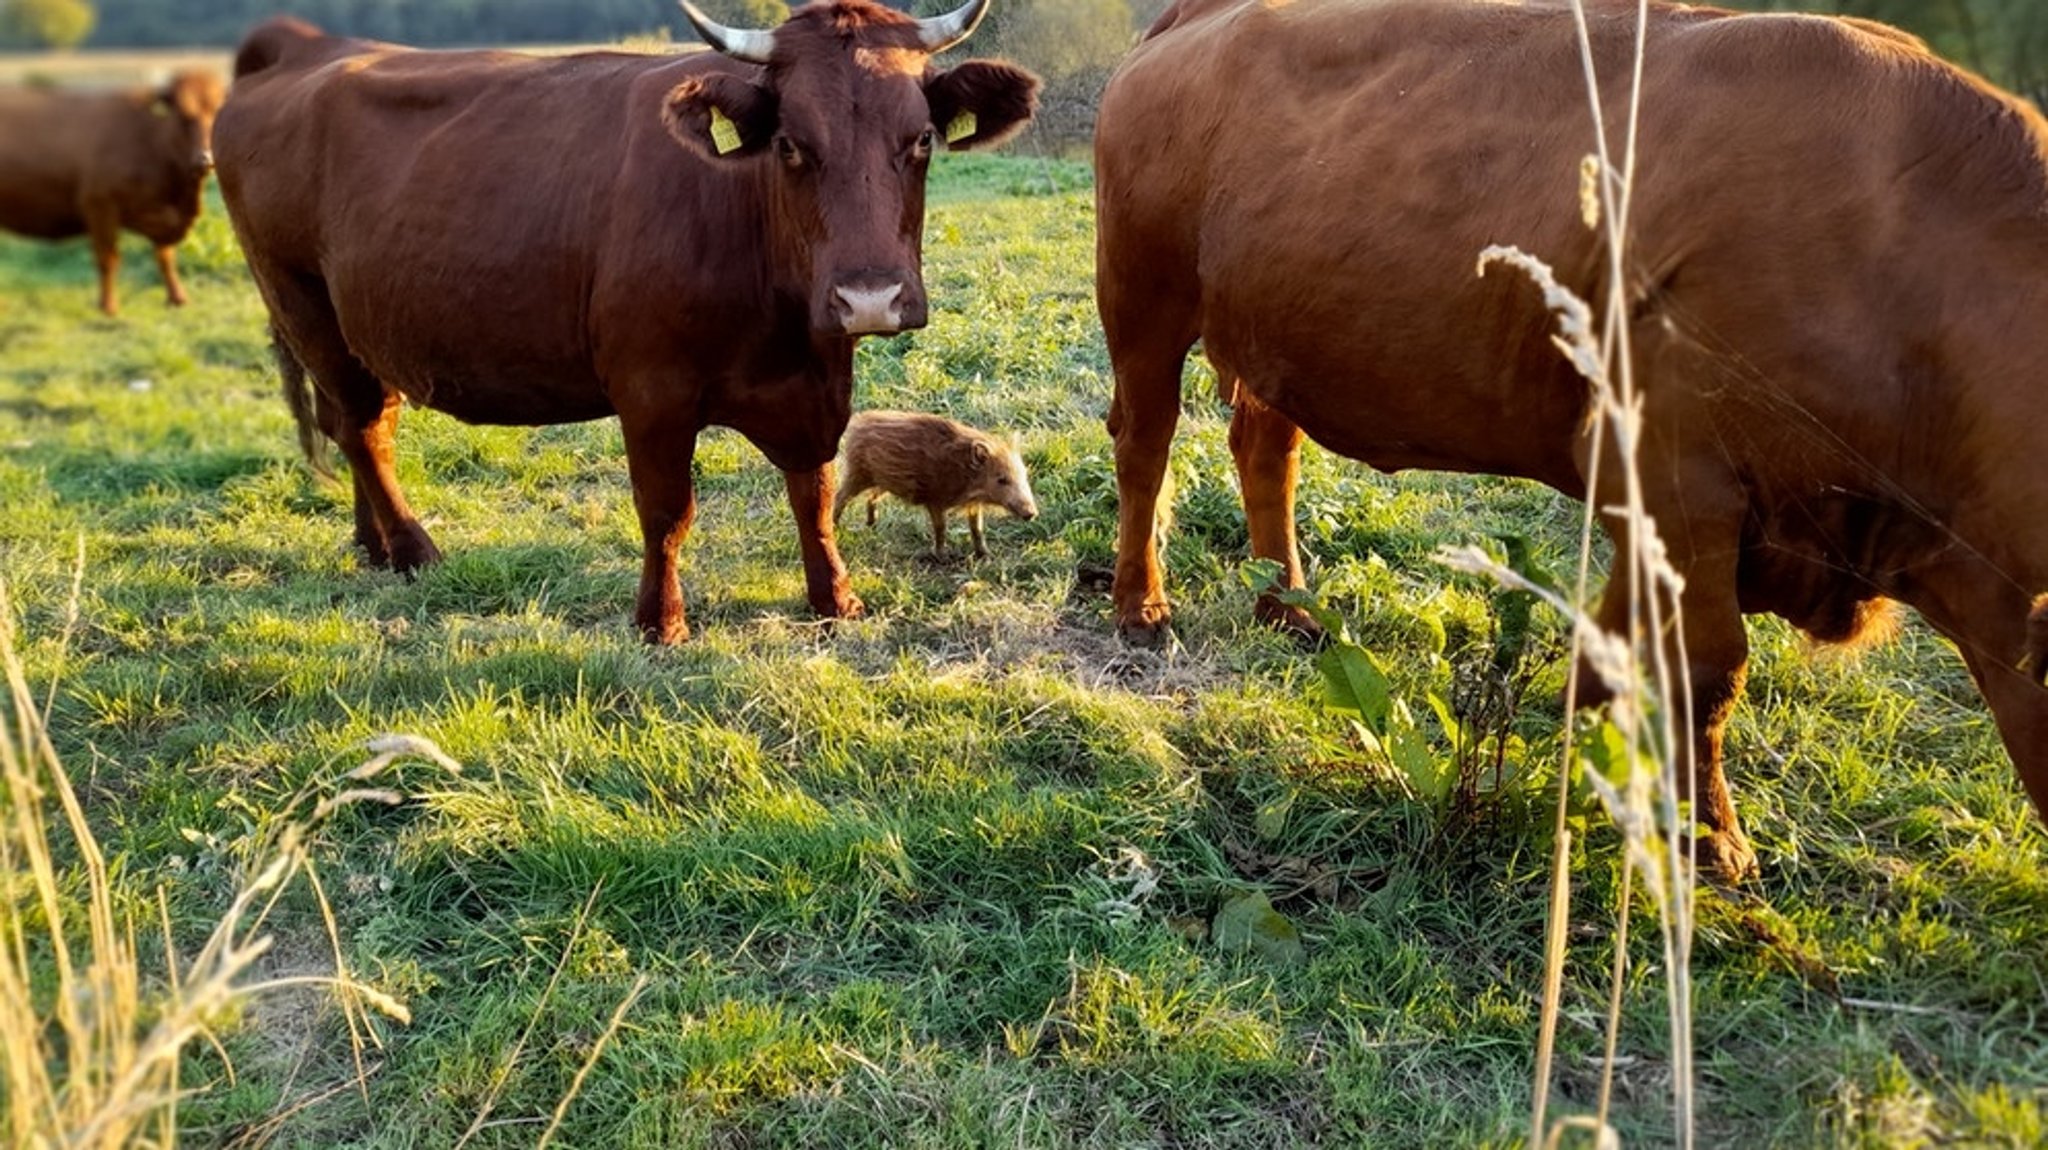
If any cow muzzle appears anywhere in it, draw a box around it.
[834,283,904,335]
[831,278,925,335]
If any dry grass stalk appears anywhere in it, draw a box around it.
[0,576,451,1148]
[1451,3,1701,1145]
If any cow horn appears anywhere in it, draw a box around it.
[676,0,777,64]
[915,0,993,53]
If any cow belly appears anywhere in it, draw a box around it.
[331,286,612,425]
[361,356,615,426]
[0,187,82,240]
[1202,318,1590,494]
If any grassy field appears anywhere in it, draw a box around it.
[1,152,2044,1148]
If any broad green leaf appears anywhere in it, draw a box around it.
[1276,588,1351,640]
[1390,724,1450,803]
[1425,690,1464,758]
[1254,791,1294,841]
[1240,557,1285,594]
[1212,891,1305,964]
[1318,642,1391,733]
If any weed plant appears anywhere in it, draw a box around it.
[0,149,2043,1146]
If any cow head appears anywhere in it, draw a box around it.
[154,70,227,177]
[663,0,1039,337]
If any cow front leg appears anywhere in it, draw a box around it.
[786,466,863,620]
[86,211,121,317]
[154,244,189,307]
[621,423,697,644]
[1228,389,1318,639]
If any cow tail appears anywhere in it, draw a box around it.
[273,329,335,481]
[2026,594,2048,687]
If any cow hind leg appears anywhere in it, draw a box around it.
[618,416,699,644]
[312,375,441,574]
[267,279,441,574]
[1227,387,1319,640]
[154,245,188,307]
[86,211,121,317]
[1585,493,1757,884]
[1962,650,2048,817]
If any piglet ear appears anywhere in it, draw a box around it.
[665,73,778,160]
[924,60,1040,151]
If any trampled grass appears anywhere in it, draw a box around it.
[1,153,2043,1147]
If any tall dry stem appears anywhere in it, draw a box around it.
[0,576,452,1148]
[1449,1,1702,1144]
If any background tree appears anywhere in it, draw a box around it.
[1728,0,2047,106]
[2,0,97,49]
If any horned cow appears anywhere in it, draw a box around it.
[214,0,1038,642]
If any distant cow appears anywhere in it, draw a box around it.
[0,71,225,316]
[1095,0,2048,880]
[834,410,1038,557]
[214,1,1037,642]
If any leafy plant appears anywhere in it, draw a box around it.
[1247,554,1556,824]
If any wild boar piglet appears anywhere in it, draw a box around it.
[834,410,1038,558]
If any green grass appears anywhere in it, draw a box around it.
[1,155,2043,1148]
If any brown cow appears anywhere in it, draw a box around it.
[215,1,1037,643]
[0,71,225,316]
[1095,0,2048,881]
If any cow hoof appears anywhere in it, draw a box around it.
[815,591,865,620]
[1686,831,1760,887]
[641,620,691,645]
[1116,607,1173,650]
[389,537,445,575]
[1254,594,1326,647]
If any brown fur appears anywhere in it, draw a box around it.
[214,7,1037,643]
[834,410,1038,557]
[0,70,225,315]
[1097,0,2048,881]
[2026,595,2048,686]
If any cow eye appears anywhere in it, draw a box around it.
[914,127,937,156]
[776,136,804,169]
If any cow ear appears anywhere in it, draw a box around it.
[972,440,991,465]
[664,74,778,161]
[923,60,1040,152]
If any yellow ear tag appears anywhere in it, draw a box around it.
[709,107,743,155]
[944,110,977,144]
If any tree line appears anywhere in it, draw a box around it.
[2,0,2042,115]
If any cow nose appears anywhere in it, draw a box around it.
[196,150,215,171]
[833,283,904,335]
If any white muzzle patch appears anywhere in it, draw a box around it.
[835,284,905,334]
